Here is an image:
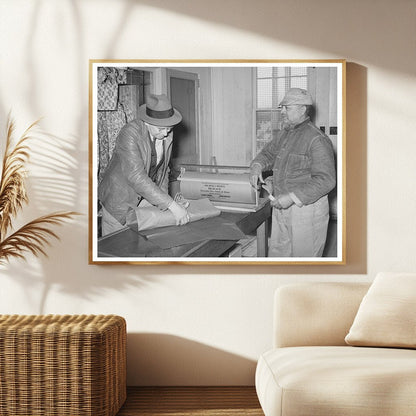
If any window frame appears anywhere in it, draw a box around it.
[253,66,309,155]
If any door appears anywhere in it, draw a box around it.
[167,69,200,180]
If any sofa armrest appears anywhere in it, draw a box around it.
[273,282,370,348]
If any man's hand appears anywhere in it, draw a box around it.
[168,201,190,225]
[249,163,264,189]
[272,193,295,209]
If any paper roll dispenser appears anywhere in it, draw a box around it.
[178,164,259,212]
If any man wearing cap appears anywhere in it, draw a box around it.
[249,88,336,257]
[98,94,189,236]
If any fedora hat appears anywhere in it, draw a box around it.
[138,94,182,127]
[280,88,313,106]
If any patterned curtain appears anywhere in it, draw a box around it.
[97,67,146,183]
[97,67,128,183]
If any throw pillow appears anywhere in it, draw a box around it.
[345,272,416,348]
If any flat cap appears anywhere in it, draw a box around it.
[280,88,313,106]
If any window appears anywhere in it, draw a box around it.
[255,67,308,153]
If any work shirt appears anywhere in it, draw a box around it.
[251,117,336,205]
[148,136,166,182]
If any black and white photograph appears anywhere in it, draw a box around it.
[89,60,345,264]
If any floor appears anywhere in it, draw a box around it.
[116,386,264,416]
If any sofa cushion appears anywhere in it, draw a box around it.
[274,282,370,348]
[345,272,416,348]
[255,346,416,416]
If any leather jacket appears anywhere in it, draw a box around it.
[98,119,173,224]
[251,118,336,205]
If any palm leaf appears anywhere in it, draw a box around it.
[0,116,39,238]
[0,211,79,264]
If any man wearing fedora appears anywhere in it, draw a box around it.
[98,94,189,236]
[249,88,336,257]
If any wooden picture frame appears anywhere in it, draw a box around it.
[89,60,346,265]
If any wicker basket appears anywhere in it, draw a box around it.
[0,314,126,416]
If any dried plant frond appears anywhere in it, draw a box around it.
[0,116,40,238]
[0,211,79,264]
[0,115,79,265]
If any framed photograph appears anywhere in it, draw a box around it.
[89,60,345,265]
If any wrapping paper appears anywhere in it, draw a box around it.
[126,198,221,232]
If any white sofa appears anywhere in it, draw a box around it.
[255,281,416,416]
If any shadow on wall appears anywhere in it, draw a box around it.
[0,126,160,314]
[134,0,413,76]
[0,124,149,313]
[0,2,370,284]
[0,2,159,308]
[0,260,155,315]
[127,333,257,386]
[0,2,97,309]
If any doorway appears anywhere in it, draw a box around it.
[167,69,200,180]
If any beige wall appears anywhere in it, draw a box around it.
[0,0,415,385]
[211,67,254,165]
